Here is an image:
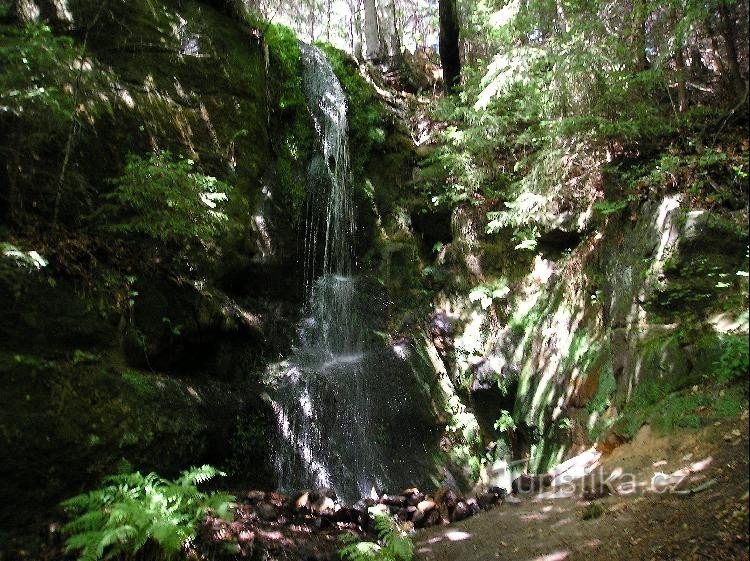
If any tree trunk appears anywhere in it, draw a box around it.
[350,0,363,59]
[555,0,568,34]
[326,0,332,42]
[704,16,726,76]
[377,0,400,61]
[439,0,461,93]
[670,5,687,112]
[631,0,648,71]
[363,0,381,60]
[716,0,745,98]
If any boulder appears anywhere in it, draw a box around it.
[512,473,553,494]
[450,501,471,522]
[380,494,407,507]
[416,499,437,514]
[256,502,279,522]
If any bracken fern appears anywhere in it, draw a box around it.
[62,465,234,561]
[338,513,413,561]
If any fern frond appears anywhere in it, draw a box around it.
[338,514,414,561]
[338,540,381,561]
[61,465,233,561]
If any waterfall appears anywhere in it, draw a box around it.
[267,44,385,501]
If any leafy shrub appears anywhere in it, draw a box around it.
[101,151,234,263]
[0,23,77,119]
[593,198,631,216]
[62,465,234,561]
[338,513,413,561]
[715,334,749,384]
[494,409,516,433]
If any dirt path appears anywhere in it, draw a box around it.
[414,416,749,561]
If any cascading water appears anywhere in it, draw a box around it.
[267,44,386,501]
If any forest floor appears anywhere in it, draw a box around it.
[414,412,749,561]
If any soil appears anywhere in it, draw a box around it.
[414,413,749,561]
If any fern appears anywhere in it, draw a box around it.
[62,465,234,561]
[102,151,234,246]
[338,514,413,561]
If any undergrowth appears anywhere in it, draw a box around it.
[338,513,413,561]
[62,465,234,561]
[715,333,750,384]
[615,369,747,439]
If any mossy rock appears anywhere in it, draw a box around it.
[0,260,118,356]
[0,352,273,532]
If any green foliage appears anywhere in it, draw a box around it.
[494,409,516,433]
[593,198,631,216]
[615,375,748,439]
[264,24,312,218]
[585,365,617,440]
[13,353,57,370]
[441,393,483,481]
[715,334,749,384]
[338,514,413,561]
[712,386,746,418]
[0,242,48,269]
[317,43,385,189]
[0,22,77,119]
[468,279,510,309]
[581,502,604,520]
[72,350,99,365]
[62,465,234,561]
[264,24,304,110]
[101,151,234,262]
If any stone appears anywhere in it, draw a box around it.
[353,498,374,513]
[440,488,460,510]
[412,509,425,527]
[512,473,553,494]
[247,490,266,503]
[405,491,425,506]
[425,509,444,527]
[397,506,416,521]
[466,498,481,515]
[488,486,507,500]
[416,499,437,513]
[380,494,407,507]
[294,491,311,511]
[256,502,279,522]
[477,492,498,510]
[451,501,471,522]
[368,503,390,518]
[311,496,336,515]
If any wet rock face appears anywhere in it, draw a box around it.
[0,0,291,538]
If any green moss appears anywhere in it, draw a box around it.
[121,368,161,399]
[582,502,604,520]
[265,24,304,110]
[713,386,746,418]
[316,43,386,195]
[265,24,314,220]
[615,378,747,439]
[586,363,617,441]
